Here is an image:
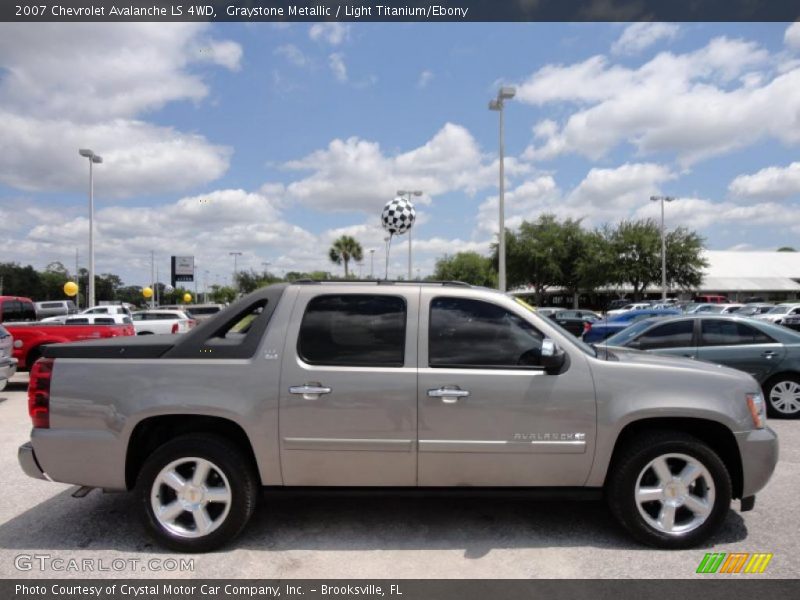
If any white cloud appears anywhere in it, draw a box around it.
[3,188,319,285]
[611,22,679,56]
[518,36,793,166]
[0,23,241,121]
[285,123,528,213]
[0,23,240,197]
[329,53,348,82]
[309,23,349,46]
[785,22,800,50]
[0,111,231,197]
[274,44,308,67]
[417,70,434,88]
[567,163,675,209]
[729,162,800,199]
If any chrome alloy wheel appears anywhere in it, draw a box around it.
[769,379,800,415]
[150,457,232,538]
[635,453,715,536]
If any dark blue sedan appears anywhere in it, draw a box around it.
[582,308,681,343]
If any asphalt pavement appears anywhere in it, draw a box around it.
[0,372,797,579]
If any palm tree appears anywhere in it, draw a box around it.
[328,235,364,278]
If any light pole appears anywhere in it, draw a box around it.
[79,148,103,307]
[397,189,422,280]
[489,86,515,293]
[369,249,375,279]
[384,236,391,280]
[650,195,676,301]
[229,252,242,291]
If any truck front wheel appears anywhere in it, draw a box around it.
[606,431,732,549]
[136,434,258,552]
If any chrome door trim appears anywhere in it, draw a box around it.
[283,438,415,452]
[418,439,587,454]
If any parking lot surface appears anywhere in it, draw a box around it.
[0,372,798,579]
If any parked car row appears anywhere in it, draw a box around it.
[601,314,800,418]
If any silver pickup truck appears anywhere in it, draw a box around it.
[19,282,778,552]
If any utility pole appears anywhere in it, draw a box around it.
[397,190,422,280]
[229,252,242,291]
[369,249,375,279]
[650,195,677,301]
[489,86,516,293]
[150,250,155,309]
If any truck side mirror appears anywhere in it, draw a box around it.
[541,338,566,375]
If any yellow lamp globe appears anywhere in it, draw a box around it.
[142,287,154,299]
[183,293,192,303]
[63,281,78,297]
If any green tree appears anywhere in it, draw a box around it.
[39,262,70,300]
[574,227,617,301]
[778,247,797,252]
[328,235,364,278]
[0,262,43,297]
[209,285,237,304]
[609,220,662,300]
[234,269,281,293]
[665,228,708,290]
[432,252,496,287]
[493,215,565,304]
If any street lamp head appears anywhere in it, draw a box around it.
[412,190,423,196]
[396,190,407,196]
[488,99,501,111]
[79,148,94,158]
[499,86,516,100]
[91,155,103,164]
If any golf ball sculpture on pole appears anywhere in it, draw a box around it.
[381,197,416,280]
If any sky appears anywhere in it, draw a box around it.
[1,21,800,289]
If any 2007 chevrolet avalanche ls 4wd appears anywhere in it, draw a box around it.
[19,282,778,552]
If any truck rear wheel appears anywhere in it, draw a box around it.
[606,431,731,549]
[136,434,258,552]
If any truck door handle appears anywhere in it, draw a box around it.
[289,384,332,399]
[762,351,776,359]
[427,387,470,404]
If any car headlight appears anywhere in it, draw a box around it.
[746,392,766,429]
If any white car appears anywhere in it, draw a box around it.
[605,302,651,317]
[81,305,132,317]
[754,303,800,325]
[42,304,133,324]
[64,314,133,326]
[131,310,196,335]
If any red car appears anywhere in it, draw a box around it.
[5,321,135,370]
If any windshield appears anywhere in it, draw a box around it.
[604,319,660,346]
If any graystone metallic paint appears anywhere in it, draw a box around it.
[23,283,777,502]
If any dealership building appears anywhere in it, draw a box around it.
[512,250,800,305]
[690,250,800,301]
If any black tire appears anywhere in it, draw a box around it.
[606,430,731,549]
[26,347,42,371]
[762,374,800,419]
[136,434,259,552]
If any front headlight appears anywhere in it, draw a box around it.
[746,392,766,429]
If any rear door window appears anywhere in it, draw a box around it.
[701,320,774,346]
[298,294,406,367]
